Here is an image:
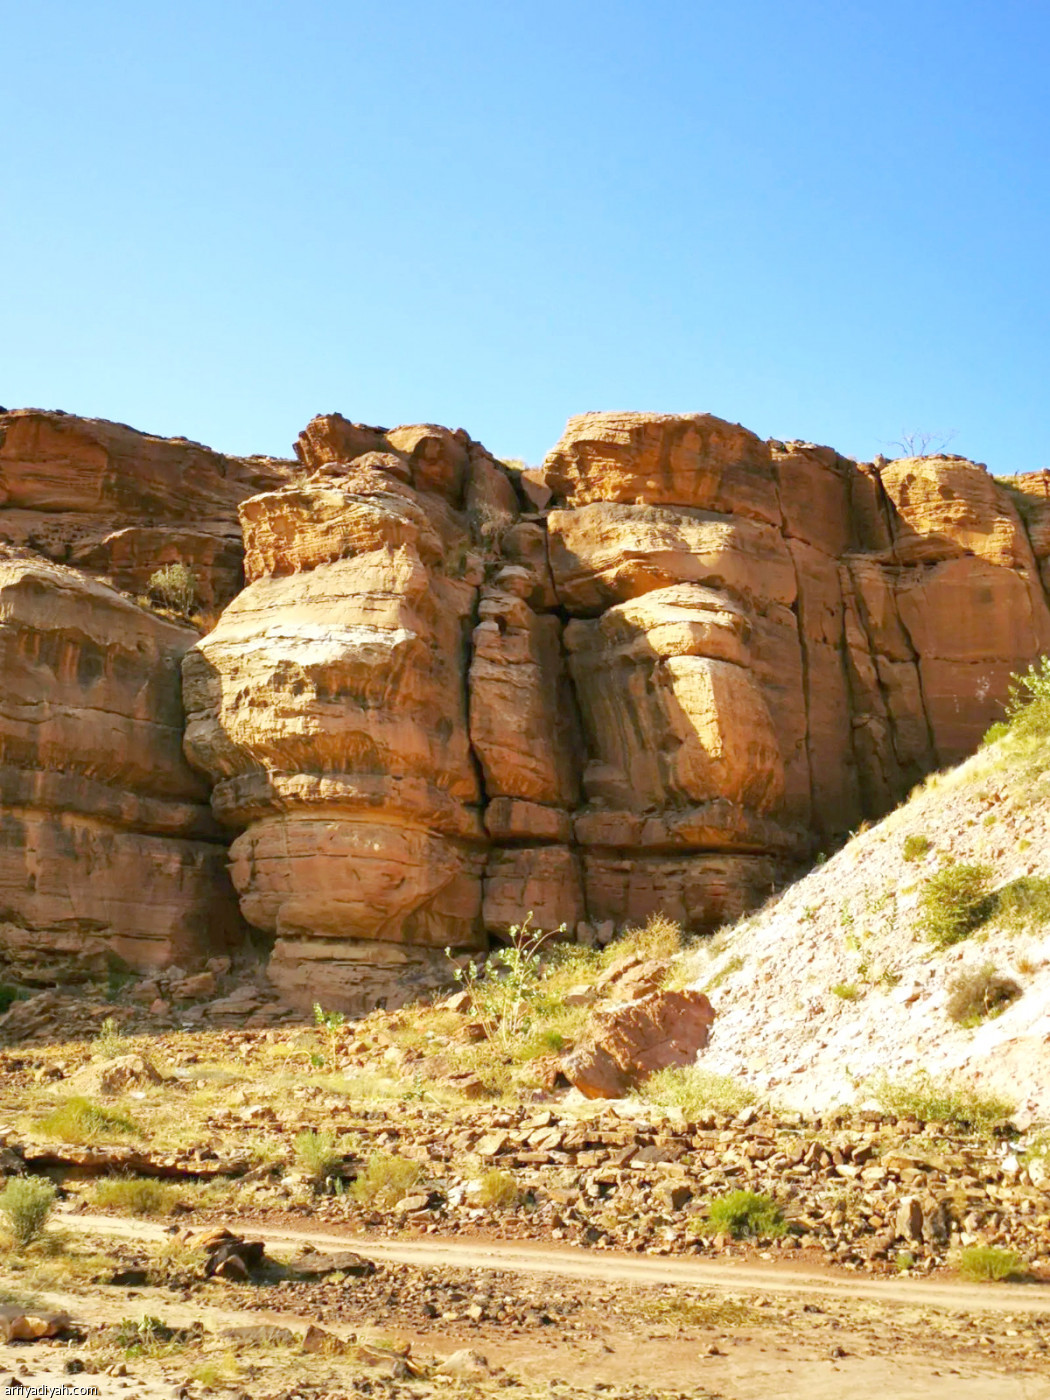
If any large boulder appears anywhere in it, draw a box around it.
[562,989,716,1099]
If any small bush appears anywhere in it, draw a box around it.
[0,1176,57,1246]
[946,962,1022,1026]
[918,861,994,948]
[990,875,1050,933]
[955,1244,1025,1282]
[469,1168,520,1209]
[902,834,932,862]
[871,1072,1013,1132]
[37,1096,143,1144]
[148,563,197,616]
[350,1152,421,1209]
[293,1130,346,1187]
[830,983,862,1001]
[93,1017,132,1060]
[703,1190,785,1240]
[643,1066,755,1118]
[91,1177,180,1217]
[610,912,684,963]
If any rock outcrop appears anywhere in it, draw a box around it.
[0,545,243,971]
[5,404,1050,1011]
[0,409,291,609]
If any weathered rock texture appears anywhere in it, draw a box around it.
[0,545,242,970]
[178,409,1050,1011]
[4,404,1050,1010]
[0,409,291,609]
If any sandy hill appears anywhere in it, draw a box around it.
[691,683,1050,1125]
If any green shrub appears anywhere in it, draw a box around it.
[148,563,197,616]
[945,962,1021,1026]
[293,1130,346,1187]
[0,1176,57,1245]
[955,1244,1025,1282]
[702,1190,785,1240]
[91,1176,179,1217]
[990,875,1050,933]
[350,1152,421,1209]
[830,983,862,1001]
[871,1072,1013,1132]
[902,834,932,862]
[37,1096,143,1144]
[469,1168,520,1209]
[643,1066,755,1118]
[918,861,994,948]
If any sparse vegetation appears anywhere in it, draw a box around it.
[93,1016,132,1060]
[702,1191,785,1240]
[830,983,862,1001]
[90,1176,181,1216]
[870,1072,1014,1132]
[293,1129,347,1188]
[0,1177,57,1246]
[36,1096,143,1144]
[642,1066,756,1118]
[350,1151,421,1209]
[945,962,1022,1027]
[955,1244,1025,1282]
[917,860,994,948]
[902,833,932,862]
[469,1167,520,1209]
[148,563,198,616]
[990,874,1050,933]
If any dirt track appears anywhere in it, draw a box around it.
[66,1209,1050,1316]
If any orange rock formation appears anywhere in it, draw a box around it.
[3,405,1048,1010]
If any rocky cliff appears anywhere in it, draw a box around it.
[0,410,292,974]
[2,405,1048,1011]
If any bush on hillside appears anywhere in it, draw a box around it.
[918,861,994,948]
[945,962,1022,1026]
[148,563,197,616]
[871,1071,1013,1132]
[902,834,932,862]
[990,875,1050,933]
[643,1066,755,1117]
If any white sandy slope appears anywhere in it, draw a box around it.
[687,738,1050,1126]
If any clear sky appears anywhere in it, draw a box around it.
[3,1,1049,470]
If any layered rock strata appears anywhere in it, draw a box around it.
[178,409,1050,1010]
[182,421,508,1011]
[0,409,292,609]
[5,405,1050,1011]
[0,546,242,970]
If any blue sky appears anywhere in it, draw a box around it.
[3,1,1048,470]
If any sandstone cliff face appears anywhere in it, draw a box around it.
[0,409,292,609]
[0,545,243,971]
[177,409,1050,1012]
[4,404,1049,1012]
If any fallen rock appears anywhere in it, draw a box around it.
[562,989,715,1099]
[436,1348,491,1379]
[0,1307,72,1342]
[64,1053,163,1097]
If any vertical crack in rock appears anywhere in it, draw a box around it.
[6,407,1050,1009]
